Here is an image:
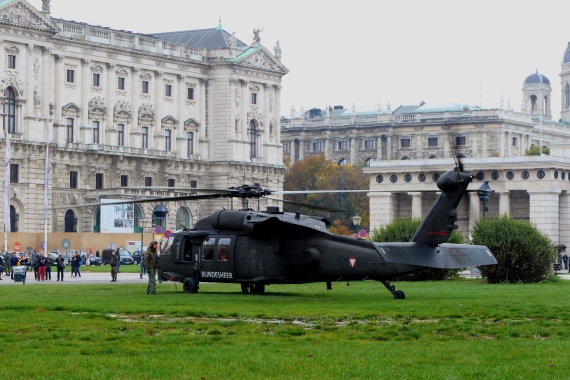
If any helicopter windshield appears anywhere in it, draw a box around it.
[162,236,174,256]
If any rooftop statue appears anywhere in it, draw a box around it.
[252,28,263,46]
[274,41,282,60]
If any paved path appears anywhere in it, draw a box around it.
[0,270,149,285]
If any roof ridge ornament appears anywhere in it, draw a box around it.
[252,28,263,46]
[217,16,222,31]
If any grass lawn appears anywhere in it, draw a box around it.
[1,278,568,379]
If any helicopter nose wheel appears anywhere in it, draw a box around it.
[380,280,405,300]
[241,283,265,294]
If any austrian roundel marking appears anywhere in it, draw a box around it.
[349,257,357,268]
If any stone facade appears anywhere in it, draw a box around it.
[0,0,287,233]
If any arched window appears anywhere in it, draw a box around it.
[428,155,437,159]
[565,84,570,108]
[401,156,410,160]
[248,120,259,159]
[529,95,537,112]
[93,207,101,232]
[364,158,373,167]
[151,205,167,229]
[175,208,190,230]
[9,205,18,232]
[64,209,77,232]
[338,159,348,166]
[3,87,15,134]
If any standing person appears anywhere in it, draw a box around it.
[0,254,4,280]
[3,251,11,277]
[139,250,146,279]
[55,254,65,281]
[32,254,39,280]
[37,253,47,281]
[45,253,53,281]
[110,251,118,282]
[10,252,19,280]
[144,241,159,295]
[96,250,100,258]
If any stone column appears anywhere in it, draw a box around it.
[290,139,296,165]
[24,44,34,117]
[350,137,358,164]
[499,130,505,157]
[409,192,423,219]
[229,80,236,141]
[153,71,163,150]
[387,136,393,159]
[298,137,305,161]
[105,63,117,145]
[498,191,510,216]
[240,80,249,160]
[274,85,282,163]
[41,47,51,118]
[130,67,140,147]
[199,78,208,159]
[368,192,395,231]
[262,84,271,160]
[482,132,488,157]
[559,192,570,247]
[472,133,478,157]
[53,55,64,144]
[80,59,90,144]
[468,192,480,234]
[443,138,450,158]
[528,189,561,244]
[507,132,512,157]
[177,74,185,125]
[376,136,383,161]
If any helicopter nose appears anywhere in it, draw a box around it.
[437,173,458,192]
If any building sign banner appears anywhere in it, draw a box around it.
[100,199,135,233]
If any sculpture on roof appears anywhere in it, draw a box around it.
[521,99,525,112]
[299,105,305,118]
[325,104,330,117]
[507,97,511,111]
[387,101,391,112]
[500,96,504,110]
[227,32,237,49]
[252,28,263,46]
[290,106,295,118]
[351,103,356,115]
[377,101,382,112]
[42,0,51,13]
[274,41,282,60]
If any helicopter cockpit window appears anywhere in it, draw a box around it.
[202,238,215,261]
[217,238,230,261]
[162,236,175,256]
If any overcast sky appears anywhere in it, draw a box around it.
[32,0,570,119]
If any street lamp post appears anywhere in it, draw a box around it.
[153,204,168,284]
[352,214,362,233]
[477,181,492,218]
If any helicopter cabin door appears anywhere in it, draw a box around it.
[198,236,235,283]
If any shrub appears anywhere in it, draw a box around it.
[370,218,463,281]
[471,215,556,283]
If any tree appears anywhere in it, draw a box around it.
[283,155,370,231]
[471,215,556,283]
[525,145,550,155]
[371,217,463,281]
[327,219,354,236]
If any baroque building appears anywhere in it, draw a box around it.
[0,0,287,233]
[281,41,570,246]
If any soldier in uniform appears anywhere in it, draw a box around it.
[144,240,159,295]
[110,251,119,282]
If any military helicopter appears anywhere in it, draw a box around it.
[60,159,493,299]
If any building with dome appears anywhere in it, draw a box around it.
[281,41,570,247]
[0,0,288,237]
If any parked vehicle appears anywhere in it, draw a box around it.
[119,250,134,265]
[101,249,114,265]
[90,256,102,266]
[131,250,141,265]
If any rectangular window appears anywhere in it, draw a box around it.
[144,177,152,187]
[202,237,215,261]
[400,138,411,148]
[120,175,128,187]
[364,140,375,149]
[92,73,100,87]
[456,136,466,146]
[66,118,73,143]
[9,164,18,183]
[165,84,172,97]
[92,121,99,144]
[142,81,149,94]
[283,143,289,153]
[142,126,148,149]
[117,124,124,146]
[217,238,230,261]
[165,129,171,151]
[117,77,125,90]
[512,137,518,147]
[190,180,197,188]
[187,132,193,155]
[168,179,175,187]
[7,55,16,69]
[313,142,323,151]
[95,173,103,190]
[428,137,438,147]
[187,87,194,100]
[66,69,74,83]
[338,141,349,150]
[69,171,78,189]
[251,93,257,104]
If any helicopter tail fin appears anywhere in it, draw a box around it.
[410,168,472,247]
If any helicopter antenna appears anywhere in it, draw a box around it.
[447,135,461,179]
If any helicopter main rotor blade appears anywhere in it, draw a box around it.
[50,193,224,210]
[101,186,236,194]
[265,197,346,212]
[276,189,441,195]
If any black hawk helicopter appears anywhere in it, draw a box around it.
[63,161,497,299]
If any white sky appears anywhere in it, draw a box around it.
[30,0,570,119]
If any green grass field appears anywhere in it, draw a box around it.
[1,278,568,379]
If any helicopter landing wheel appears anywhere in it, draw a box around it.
[380,280,405,300]
[241,283,250,293]
[183,277,199,293]
[250,283,265,293]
